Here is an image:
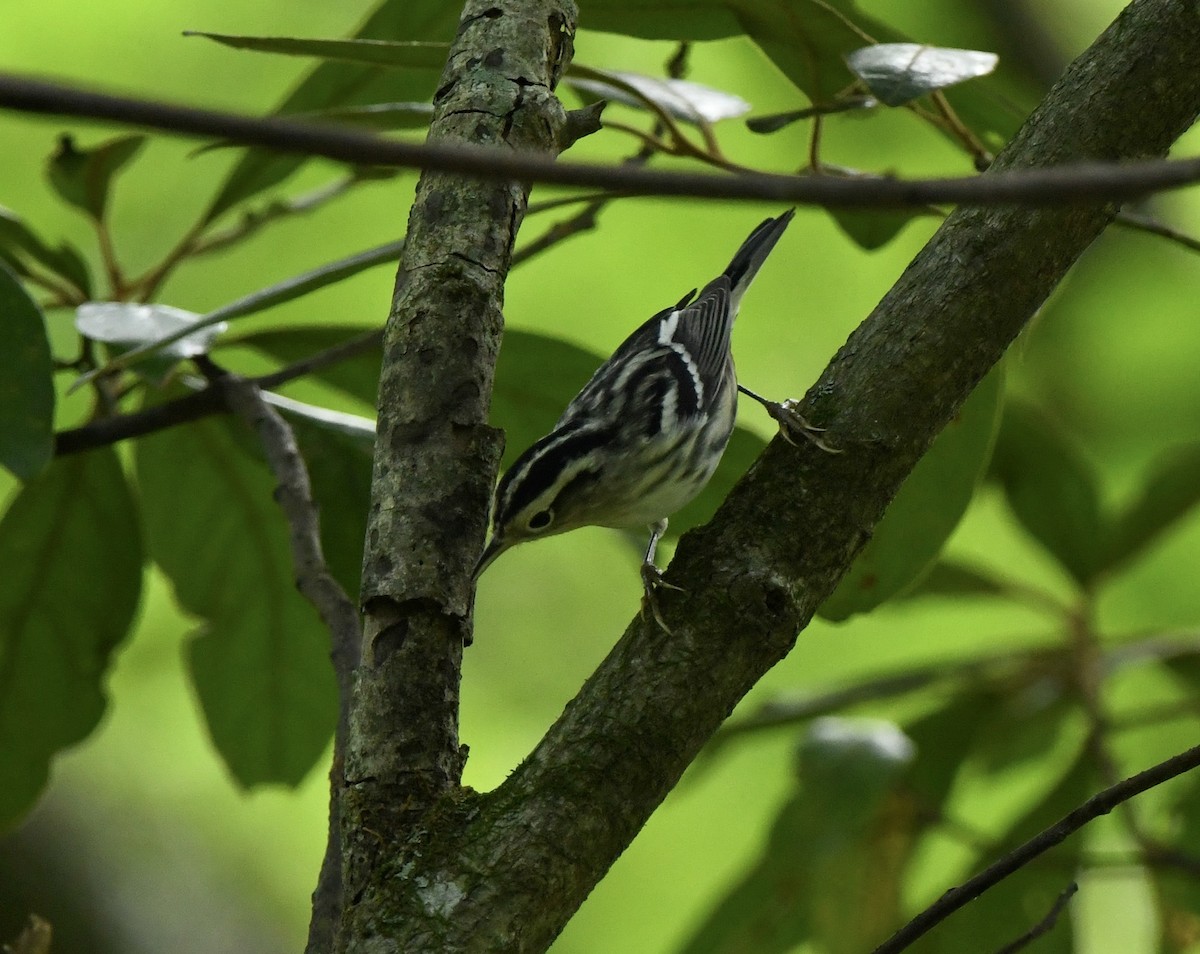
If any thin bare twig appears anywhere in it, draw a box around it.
[4,72,1200,208]
[989,882,1078,954]
[1114,209,1200,253]
[194,357,360,954]
[871,744,1200,954]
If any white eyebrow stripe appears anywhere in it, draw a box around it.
[657,310,680,345]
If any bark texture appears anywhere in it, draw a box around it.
[340,1,575,949]
[341,0,1200,952]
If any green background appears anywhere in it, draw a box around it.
[3,0,1200,951]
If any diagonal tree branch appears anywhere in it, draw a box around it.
[3,70,1200,207]
[335,1,1200,950]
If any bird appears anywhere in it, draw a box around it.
[473,210,822,627]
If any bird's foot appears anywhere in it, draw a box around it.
[765,398,842,454]
[640,562,684,634]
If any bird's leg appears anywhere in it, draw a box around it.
[640,518,683,632]
[737,384,842,454]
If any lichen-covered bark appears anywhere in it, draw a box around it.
[338,1,1200,952]
[339,1,575,949]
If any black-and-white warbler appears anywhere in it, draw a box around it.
[474,210,815,623]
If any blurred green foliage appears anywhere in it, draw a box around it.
[3,0,1200,952]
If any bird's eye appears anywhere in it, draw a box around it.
[527,510,553,532]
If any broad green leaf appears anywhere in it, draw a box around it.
[187,33,450,70]
[0,267,54,480]
[820,366,1004,621]
[972,681,1075,776]
[903,691,1003,813]
[0,205,92,296]
[894,560,1009,603]
[46,134,146,222]
[574,0,741,40]
[1104,443,1200,573]
[567,67,751,124]
[136,412,337,787]
[989,402,1106,587]
[232,324,382,406]
[0,448,143,829]
[680,718,916,954]
[829,206,937,251]
[914,751,1092,954]
[731,0,907,108]
[845,44,999,108]
[198,1,461,224]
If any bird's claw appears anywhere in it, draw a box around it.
[640,562,683,633]
[767,399,842,454]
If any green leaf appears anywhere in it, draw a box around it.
[680,718,916,954]
[915,752,1092,954]
[903,691,1003,813]
[1104,442,1200,573]
[845,44,999,108]
[233,324,381,406]
[988,402,1106,587]
[186,33,451,70]
[46,134,146,222]
[575,0,741,40]
[894,560,1009,603]
[733,0,907,108]
[0,266,55,480]
[198,1,461,224]
[820,366,1004,621]
[829,206,938,251]
[0,448,143,829]
[0,205,92,295]
[135,412,337,787]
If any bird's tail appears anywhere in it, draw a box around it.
[723,209,795,314]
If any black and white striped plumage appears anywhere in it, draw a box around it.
[474,210,795,582]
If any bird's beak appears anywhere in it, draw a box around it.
[472,535,507,581]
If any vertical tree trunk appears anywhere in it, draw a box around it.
[339,1,577,950]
